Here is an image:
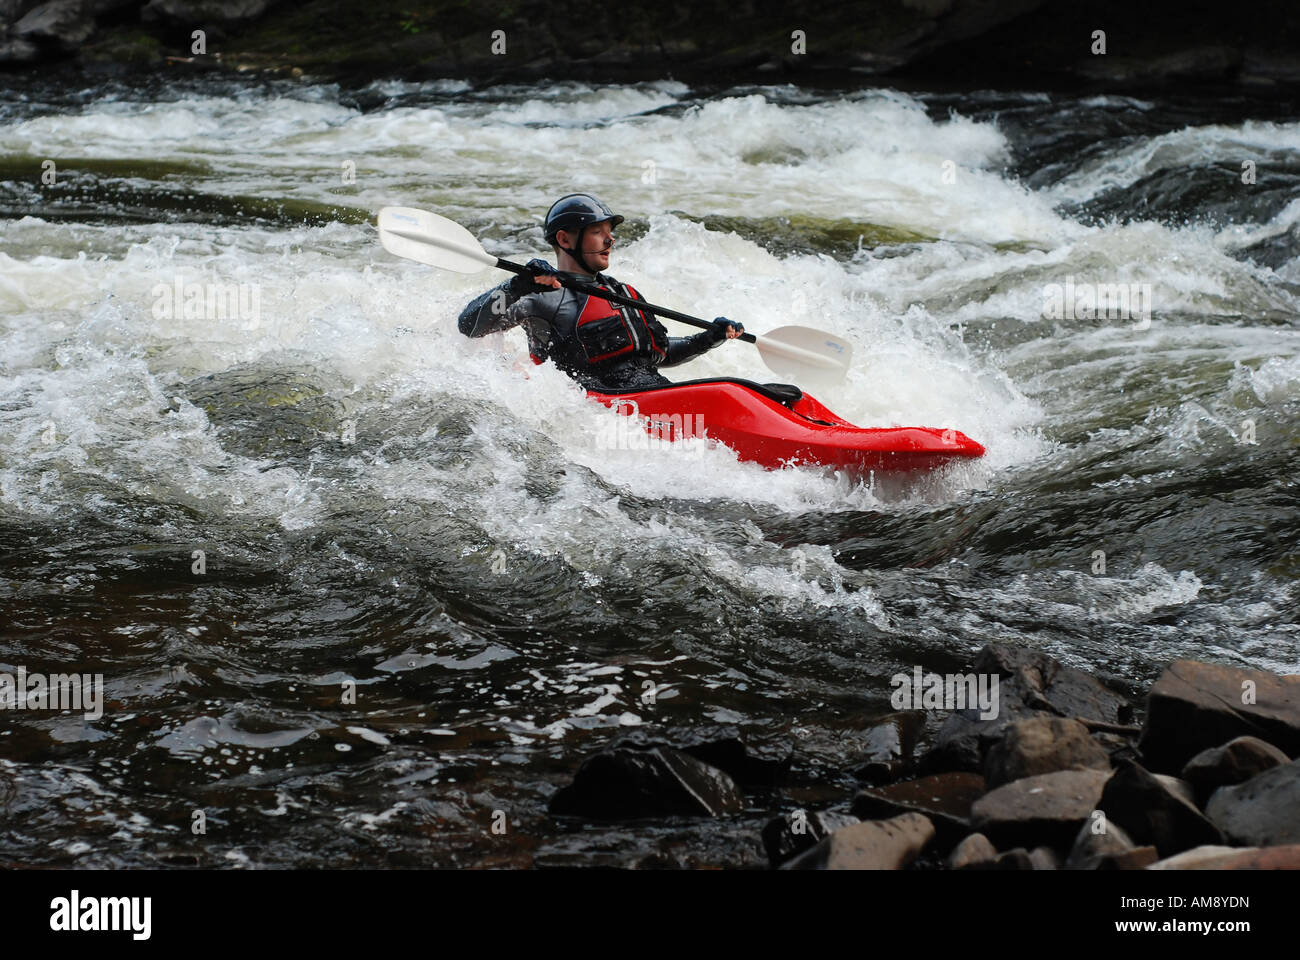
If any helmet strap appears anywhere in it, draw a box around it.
[560,225,598,277]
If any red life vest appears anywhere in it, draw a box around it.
[573,280,667,364]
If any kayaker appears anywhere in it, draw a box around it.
[457,193,744,390]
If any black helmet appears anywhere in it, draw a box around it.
[543,193,624,244]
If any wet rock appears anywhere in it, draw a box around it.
[677,729,791,789]
[1098,759,1224,857]
[1181,736,1291,803]
[850,711,924,784]
[851,772,985,845]
[783,812,935,870]
[984,716,1112,788]
[548,743,743,819]
[1204,760,1300,847]
[947,832,997,870]
[970,768,1112,850]
[926,643,1131,773]
[1139,660,1300,772]
[761,809,859,868]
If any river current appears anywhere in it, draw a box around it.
[1,76,1297,867]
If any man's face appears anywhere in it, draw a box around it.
[558,221,614,272]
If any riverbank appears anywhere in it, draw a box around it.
[4,0,1300,97]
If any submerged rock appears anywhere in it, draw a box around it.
[549,742,743,819]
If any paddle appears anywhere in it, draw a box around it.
[376,206,853,386]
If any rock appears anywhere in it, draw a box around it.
[984,716,1112,788]
[970,768,1112,849]
[1028,846,1060,869]
[1148,844,1300,870]
[1205,760,1300,847]
[1066,817,1138,869]
[851,772,985,845]
[14,0,95,48]
[1139,660,1300,772]
[0,35,40,62]
[142,0,271,25]
[1181,736,1291,803]
[783,812,935,870]
[676,729,791,789]
[993,848,1035,869]
[761,809,859,868]
[1100,847,1160,869]
[548,743,743,819]
[947,832,998,870]
[1146,845,1257,870]
[926,643,1131,773]
[1099,759,1225,857]
[850,711,924,784]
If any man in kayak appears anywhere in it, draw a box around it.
[457,193,743,390]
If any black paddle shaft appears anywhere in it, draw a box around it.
[495,257,758,344]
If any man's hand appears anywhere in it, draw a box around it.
[511,258,561,293]
[709,317,744,342]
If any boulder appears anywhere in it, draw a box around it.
[1098,759,1224,857]
[984,716,1112,788]
[1139,660,1300,772]
[548,743,743,819]
[970,768,1112,849]
[1204,760,1300,847]
[761,809,859,868]
[926,644,1131,773]
[851,772,985,845]
[783,812,935,870]
[947,832,998,870]
[1181,736,1290,803]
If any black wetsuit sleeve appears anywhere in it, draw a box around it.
[458,277,527,338]
[660,330,724,367]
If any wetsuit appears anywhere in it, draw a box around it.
[457,270,726,390]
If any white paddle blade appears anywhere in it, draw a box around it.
[377,206,497,273]
[755,324,853,385]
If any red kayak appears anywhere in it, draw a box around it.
[588,378,985,476]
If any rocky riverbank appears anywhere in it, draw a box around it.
[4,0,1300,95]
[548,644,1300,869]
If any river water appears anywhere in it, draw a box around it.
[1,76,1297,867]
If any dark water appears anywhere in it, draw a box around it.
[0,76,1297,867]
